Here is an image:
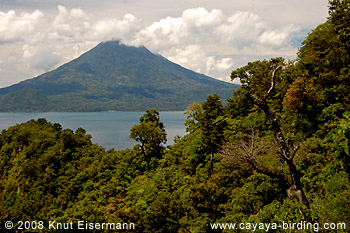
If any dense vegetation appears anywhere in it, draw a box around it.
[1,1,349,232]
[0,41,236,112]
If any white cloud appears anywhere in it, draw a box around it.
[216,11,267,48]
[258,24,300,47]
[182,8,224,30]
[50,5,90,41]
[0,9,44,44]
[0,5,303,87]
[90,13,141,42]
[23,44,62,72]
[164,45,206,73]
[130,7,300,82]
[0,6,143,86]
[131,16,184,50]
[162,45,234,82]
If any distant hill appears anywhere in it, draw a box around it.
[0,41,238,112]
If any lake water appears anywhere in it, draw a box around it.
[0,112,187,150]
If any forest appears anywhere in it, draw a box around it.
[0,0,349,232]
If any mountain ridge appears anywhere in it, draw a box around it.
[0,41,238,112]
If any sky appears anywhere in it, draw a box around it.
[0,0,329,87]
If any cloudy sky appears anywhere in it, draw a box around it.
[0,0,329,87]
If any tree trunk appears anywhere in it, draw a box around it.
[249,66,309,207]
[257,98,309,207]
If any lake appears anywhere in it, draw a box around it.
[0,112,187,150]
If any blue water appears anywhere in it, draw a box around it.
[0,112,187,150]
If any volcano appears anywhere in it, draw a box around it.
[0,41,237,112]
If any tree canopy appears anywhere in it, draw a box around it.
[130,109,167,169]
[1,1,349,232]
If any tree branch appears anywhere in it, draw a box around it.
[267,66,282,96]
[288,145,300,161]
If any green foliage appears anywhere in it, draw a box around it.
[130,109,167,169]
[1,2,350,231]
[231,57,286,101]
[184,102,203,133]
[297,0,350,116]
[199,94,226,156]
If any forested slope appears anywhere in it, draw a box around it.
[1,1,349,232]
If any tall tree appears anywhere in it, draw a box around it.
[231,59,309,207]
[130,109,167,169]
[184,103,203,133]
[199,94,226,175]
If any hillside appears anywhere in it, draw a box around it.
[0,41,237,112]
[0,1,349,231]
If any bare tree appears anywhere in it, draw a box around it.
[248,66,309,207]
[221,126,287,185]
